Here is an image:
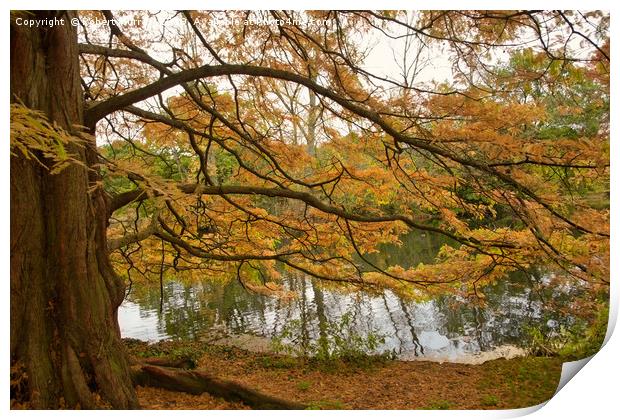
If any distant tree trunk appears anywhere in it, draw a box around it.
[306,87,318,156]
[10,11,139,408]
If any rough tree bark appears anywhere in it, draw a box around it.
[10,11,139,409]
[10,11,307,411]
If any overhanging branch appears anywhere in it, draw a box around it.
[108,181,516,251]
[85,60,606,238]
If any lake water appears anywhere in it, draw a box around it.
[118,232,584,363]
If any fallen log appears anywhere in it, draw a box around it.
[132,364,307,410]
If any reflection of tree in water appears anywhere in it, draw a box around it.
[433,268,583,352]
[364,229,453,270]
[312,278,330,355]
[397,296,425,356]
[129,279,268,339]
[124,231,587,357]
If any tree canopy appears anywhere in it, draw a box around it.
[70,10,609,298]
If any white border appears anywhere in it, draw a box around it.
[2,2,617,419]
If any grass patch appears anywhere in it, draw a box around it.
[256,355,299,370]
[422,399,453,410]
[296,381,311,392]
[481,394,499,407]
[478,357,562,408]
[123,338,206,367]
[306,400,345,410]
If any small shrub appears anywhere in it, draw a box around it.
[272,311,392,369]
[527,303,608,360]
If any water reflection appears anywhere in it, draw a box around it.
[119,230,584,361]
[119,269,581,362]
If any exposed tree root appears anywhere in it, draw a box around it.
[139,356,197,370]
[131,364,307,409]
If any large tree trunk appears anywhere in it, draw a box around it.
[10,11,139,409]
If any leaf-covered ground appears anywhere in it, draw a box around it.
[129,340,562,410]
